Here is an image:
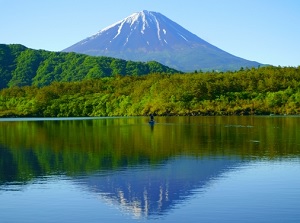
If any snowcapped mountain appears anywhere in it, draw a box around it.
[63,10,261,71]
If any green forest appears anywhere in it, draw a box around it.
[1,44,300,117]
[1,65,300,117]
[0,44,179,89]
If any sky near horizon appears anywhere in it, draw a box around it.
[1,0,300,67]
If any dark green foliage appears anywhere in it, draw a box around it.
[0,45,18,88]
[0,44,179,89]
[9,49,43,87]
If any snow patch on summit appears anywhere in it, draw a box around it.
[141,11,148,34]
[113,20,126,40]
[97,10,172,44]
[154,15,161,41]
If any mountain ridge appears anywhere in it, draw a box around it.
[63,10,261,71]
[0,43,179,89]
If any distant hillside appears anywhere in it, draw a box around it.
[0,44,180,89]
[63,10,262,72]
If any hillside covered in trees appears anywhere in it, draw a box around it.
[0,65,300,117]
[0,44,179,89]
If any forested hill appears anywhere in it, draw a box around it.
[0,44,180,89]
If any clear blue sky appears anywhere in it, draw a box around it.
[1,0,299,67]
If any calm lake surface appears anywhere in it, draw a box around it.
[0,116,300,223]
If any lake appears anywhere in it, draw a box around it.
[0,116,300,223]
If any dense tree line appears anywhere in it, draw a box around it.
[0,44,179,89]
[0,65,300,117]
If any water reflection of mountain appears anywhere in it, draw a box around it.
[76,157,242,219]
[1,116,300,219]
[1,116,300,185]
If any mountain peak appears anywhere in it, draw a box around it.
[101,10,153,33]
[68,10,200,54]
[94,9,179,48]
[63,11,261,71]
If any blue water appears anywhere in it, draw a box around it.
[0,116,300,222]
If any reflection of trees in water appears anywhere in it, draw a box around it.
[0,116,299,183]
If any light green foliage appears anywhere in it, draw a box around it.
[1,66,300,117]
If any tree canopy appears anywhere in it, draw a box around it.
[1,65,300,117]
